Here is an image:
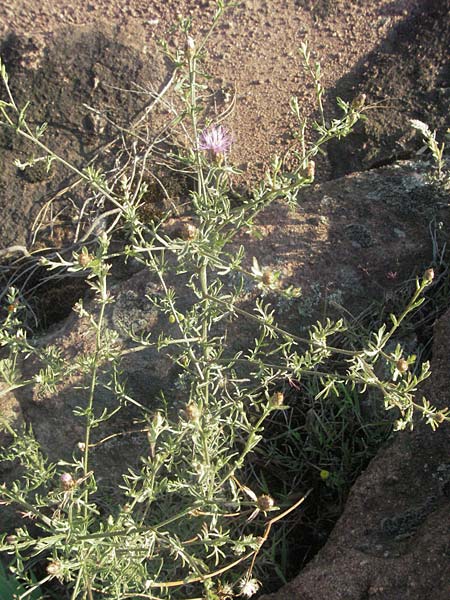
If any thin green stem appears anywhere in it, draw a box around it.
[82,275,107,478]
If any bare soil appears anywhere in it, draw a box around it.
[2,0,449,172]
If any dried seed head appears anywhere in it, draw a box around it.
[78,252,93,268]
[257,494,274,512]
[60,472,75,490]
[424,268,435,283]
[185,402,201,422]
[351,93,366,110]
[262,269,274,285]
[270,391,285,407]
[396,359,409,374]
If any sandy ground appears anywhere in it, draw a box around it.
[0,0,422,175]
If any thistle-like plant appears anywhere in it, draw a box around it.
[0,3,448,599]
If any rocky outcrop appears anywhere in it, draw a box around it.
[2,158,447,444]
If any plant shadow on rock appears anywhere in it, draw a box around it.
[0,23,174,325]
[252,257,450,594]
[224,1,450,587]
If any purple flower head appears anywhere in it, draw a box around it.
[198,125,232,157]
[60,472,74,490]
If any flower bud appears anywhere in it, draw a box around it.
[6,535,17,544]
[320,469,330,480]
[217,375,228,389]
[77,442,86,452]
[60,473,75,490]
[152,411,164,429]
[423,268,434,283]
[257,494,274,512]
[185,402,201,422]
[351,93,366,110]
[46,561,61,576]
[436,411,447,424]
[396,359,409,374]
[270,391,285,408]
[180,222,197,241]
[120,174,129,191]
[262,269,274,285]
[186,36,195,58]
[78,252,93,268]
[306,160,315,180]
